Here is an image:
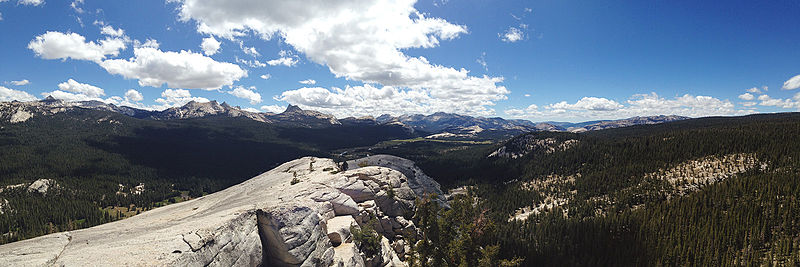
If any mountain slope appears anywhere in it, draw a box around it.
[148,100,271,122]
[2,99,690,137]
[403,112,800,265]
[0,156,444,266]
[0,107,417,245]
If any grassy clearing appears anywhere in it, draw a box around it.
[103,191,193,220]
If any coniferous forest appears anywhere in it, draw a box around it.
[2,108,800,266]
[398,113,800,266]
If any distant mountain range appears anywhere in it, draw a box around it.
[0,97,689,136]
[544,115,689,132]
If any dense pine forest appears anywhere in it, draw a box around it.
[394,113,800,265]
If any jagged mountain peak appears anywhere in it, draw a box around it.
[1,98,689,133]
[149,100,271,122]
[273,104,340,126]
[283,104,303,114]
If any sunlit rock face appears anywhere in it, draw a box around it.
[0,155,442,266]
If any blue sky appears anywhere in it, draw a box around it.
[0,0,799,122]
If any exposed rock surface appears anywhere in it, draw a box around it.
[326,216,356,246]
[0,99,345,128]
[531,122,563,132]
[644,153,766,195]
[2,98,687,137]
[0,97,72,124]
[26,179,57,194]
[0,198,9,214]
[0,155,440,266]
[489,135,579,159]
[272,105,341,127]
[346,155,445,205]
[568,115,689,132]
[376,112,538,137]
[150,100,272,122]
[9,110,32,123]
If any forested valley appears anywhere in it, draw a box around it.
[2,107,800,266]
[395,113,800,265]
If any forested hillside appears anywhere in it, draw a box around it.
[389,112,800,266]
[0,107,415,244]
[3,108,800,266]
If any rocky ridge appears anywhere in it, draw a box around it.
[489,136,579,159]
[0,179,59,195]
[150,100,272,122]
[270,104,341,127]
[377,112,535,133]
[0,155,444,266]
[0,99,349,128]
[0,97,73,124]
[569,115,689,132]
[1,98,688,135]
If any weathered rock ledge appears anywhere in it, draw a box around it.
[0,155,443,266]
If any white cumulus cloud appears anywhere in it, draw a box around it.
[504,104,538,117]
[19,0,44,6]
[746,86,765,94]
[277,83,504,117]
[624,93,738,117]
[757,94,800,109]
[240,43,260,57]
[41,79,129,104]
[100,47,247,90]
[298,79,316,85]
[201,36,221,56]
[29,31,244,90]
[134,38,160,49]
[266,51,298,67]
[500,27,524,43]
[228,86,262,104]
[738,93,754,101]
[42,91,100,102]
[260,104,285,113]
[0,86,37,102]
[172,0,507,116]
[546,97,623,112]
[124,89,144,102]
[505,92,744,121]
[57,79,105,98]
[266,57,297,67]
[783,74,800,90]
[260,74,271,80]
[154,89,209,109]
[9,79,30,86]
[100,25,125,37]
[28,31,126,63]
